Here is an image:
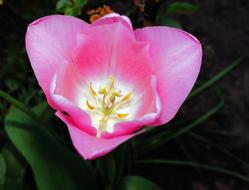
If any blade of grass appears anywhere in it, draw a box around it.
[138,159,249,183]
[0,90,62,142]
[188,132,249,168]
[188,56,245,99]
[138,100,224,153]
[0,89,40,122]
[160,100,224,143]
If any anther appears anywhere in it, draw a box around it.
[109,75,115,91]
[98,86,107,95]
[112,90,122,97]
[89,83,97,96]
[121,92,132,102]
[117,113,129,119]
[86,100,95,110]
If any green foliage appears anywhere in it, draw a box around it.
[56,0,70,12]
[120,176,162,190]
[157,2,199,28]
[64,6,81,16]
[159,17,182,28]
[4,103,96,190]
[188,56,245,99]
[96,154,116,188]
[165,2,200,16]
[74,0,87,8]
[1,145,26,190]
[137,100,224,153]
[0,154,6,190]
[56,0,87,16]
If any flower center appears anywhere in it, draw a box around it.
[85,76,132,137]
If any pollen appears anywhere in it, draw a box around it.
[85,76,133,137]
[117,113,129,119]
[89,82,97,96]
[86,100,95,110]
[121,92,132,102]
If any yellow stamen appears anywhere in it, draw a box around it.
[89,83,97,96]
[111,90,122,97]
[85,76,133,136]
[86,100,95,110]
[109,75,115,91]
[121,92,132,102]
[98,86,107,95]
[117,113,129,119]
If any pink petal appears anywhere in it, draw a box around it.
[135,26,202,125]
[92,13,133,30]
[72,22,159,126]
[62,119,136,160]
[72,22,155,103]
[25,15,89,105]
[51,74,97,135]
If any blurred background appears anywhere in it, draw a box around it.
[0,0,249,190]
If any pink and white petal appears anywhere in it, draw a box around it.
[51,74,96,135]
[135,26,202,125]
[67,124,136,160]
[101,112,156,138]
[25,15,89,105]
[92,13,133,30]
[72,21,153,89]
[101,76,161,138]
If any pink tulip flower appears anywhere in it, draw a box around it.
[25,13,202,160]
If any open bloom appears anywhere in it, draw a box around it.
[26,13,202,160]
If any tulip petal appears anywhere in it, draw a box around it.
[72,21,152,83]
[50,73,97,135]
[72,22,160,132]
[135,26,202,125]
[25,15,89,105]
[56,113,135,160]
[101,76,161,138]
[92,13,133,30]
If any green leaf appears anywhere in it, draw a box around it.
[138,160,249,183]
[0,89,41,123]
[165,2,200,16]
[0,154,6,190]
[159,18,182,28]
[1,145,26,189]
[73,0,87,8]
[188,56,245,99]
[4,104,96,190]
[120,175,162,190]
[56,0,70,12]
[65,6,81,16]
